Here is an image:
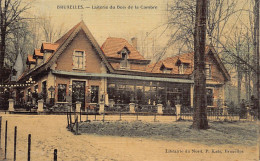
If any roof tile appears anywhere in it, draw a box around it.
[101,37,145,60]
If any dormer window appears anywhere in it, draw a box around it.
[179,64,184,74]
[120,48,130,69]
[178,64,189,74]
[160,63,172,74]
[163,69,171,74]
[176,59,189,74]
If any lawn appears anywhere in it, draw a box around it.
[78,120,258,146]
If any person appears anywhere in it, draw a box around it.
[240,99,247,119]
[250,95,258,119]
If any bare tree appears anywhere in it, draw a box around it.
[192,0,209,130]
[167,0,238,53]
[38,15,65,43]
[6,21,34,69]
[0,0,31,82]
[253,0,259,119]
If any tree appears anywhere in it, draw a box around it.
[253,0,259,119]
[39,15,65,43]
[167,0,237,53]
[0,0,30,82]
[192,0,209,129]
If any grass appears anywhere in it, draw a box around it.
[77,120,258,146]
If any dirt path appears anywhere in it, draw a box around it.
[0,114,258,161]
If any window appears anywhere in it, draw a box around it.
[73,51,85,69]
[179,64,184,74]
[205,64,212,79]
[58,84,67,102]
[206,88,213,106]
[178,64,189,74]
[120,48,129,69]
[163,69,172,74]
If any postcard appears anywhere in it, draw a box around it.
[0,0,259,160]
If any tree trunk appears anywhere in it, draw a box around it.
[192,0,209,130]
[0,29,6,83]
[254,0,260,119]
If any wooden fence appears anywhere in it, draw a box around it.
[0,116,58,161]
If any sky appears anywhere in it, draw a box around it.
[25,0,255,61]
[29,0,169,45]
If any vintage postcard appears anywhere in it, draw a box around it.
[0,0,259,160]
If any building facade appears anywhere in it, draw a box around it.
[17,21,230,112]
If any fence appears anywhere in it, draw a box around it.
[0,116,58,161]
[67,106,257,136]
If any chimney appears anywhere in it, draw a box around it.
[131,37,138,50]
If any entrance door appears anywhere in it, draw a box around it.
[72,81,85,109]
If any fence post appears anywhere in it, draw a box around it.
[80,108,82,122]
[154,114,156,122]
[75,116,79,135]
[119,110,122,121]
[69,109,72,131]
[4,120,7,159]
[54,149,57,161]
[14,126,17,161]
[102,112,105,122]
[67,111,69,129]
[86,107,89,121]
[28,134,31,161]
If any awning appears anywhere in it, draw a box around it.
[51,70,194,84]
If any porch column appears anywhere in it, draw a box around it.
[38,99,44,112]
[99,102,105,114]
[190,84,194,108]
[157,104,163,115]
[129,103,135,113]
[176,104,181,120]
[76,101,81,113]
[8,99,14,112]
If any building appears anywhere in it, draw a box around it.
[16,21,230,112]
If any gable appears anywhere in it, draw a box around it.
[18,21,114,82]
[55,29,103,73]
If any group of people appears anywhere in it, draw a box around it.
[240,95,259,119]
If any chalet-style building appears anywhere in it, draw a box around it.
[17,21,230,112]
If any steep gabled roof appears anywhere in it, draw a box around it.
[206,45,230,81]
[101,37,145,60]
[147,45,230,81]
[147,52,193,75]
[19,21,113,81]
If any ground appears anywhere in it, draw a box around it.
[0,114,259,161]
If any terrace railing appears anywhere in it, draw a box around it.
[105,104,130,112]
[135,104,158,113]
